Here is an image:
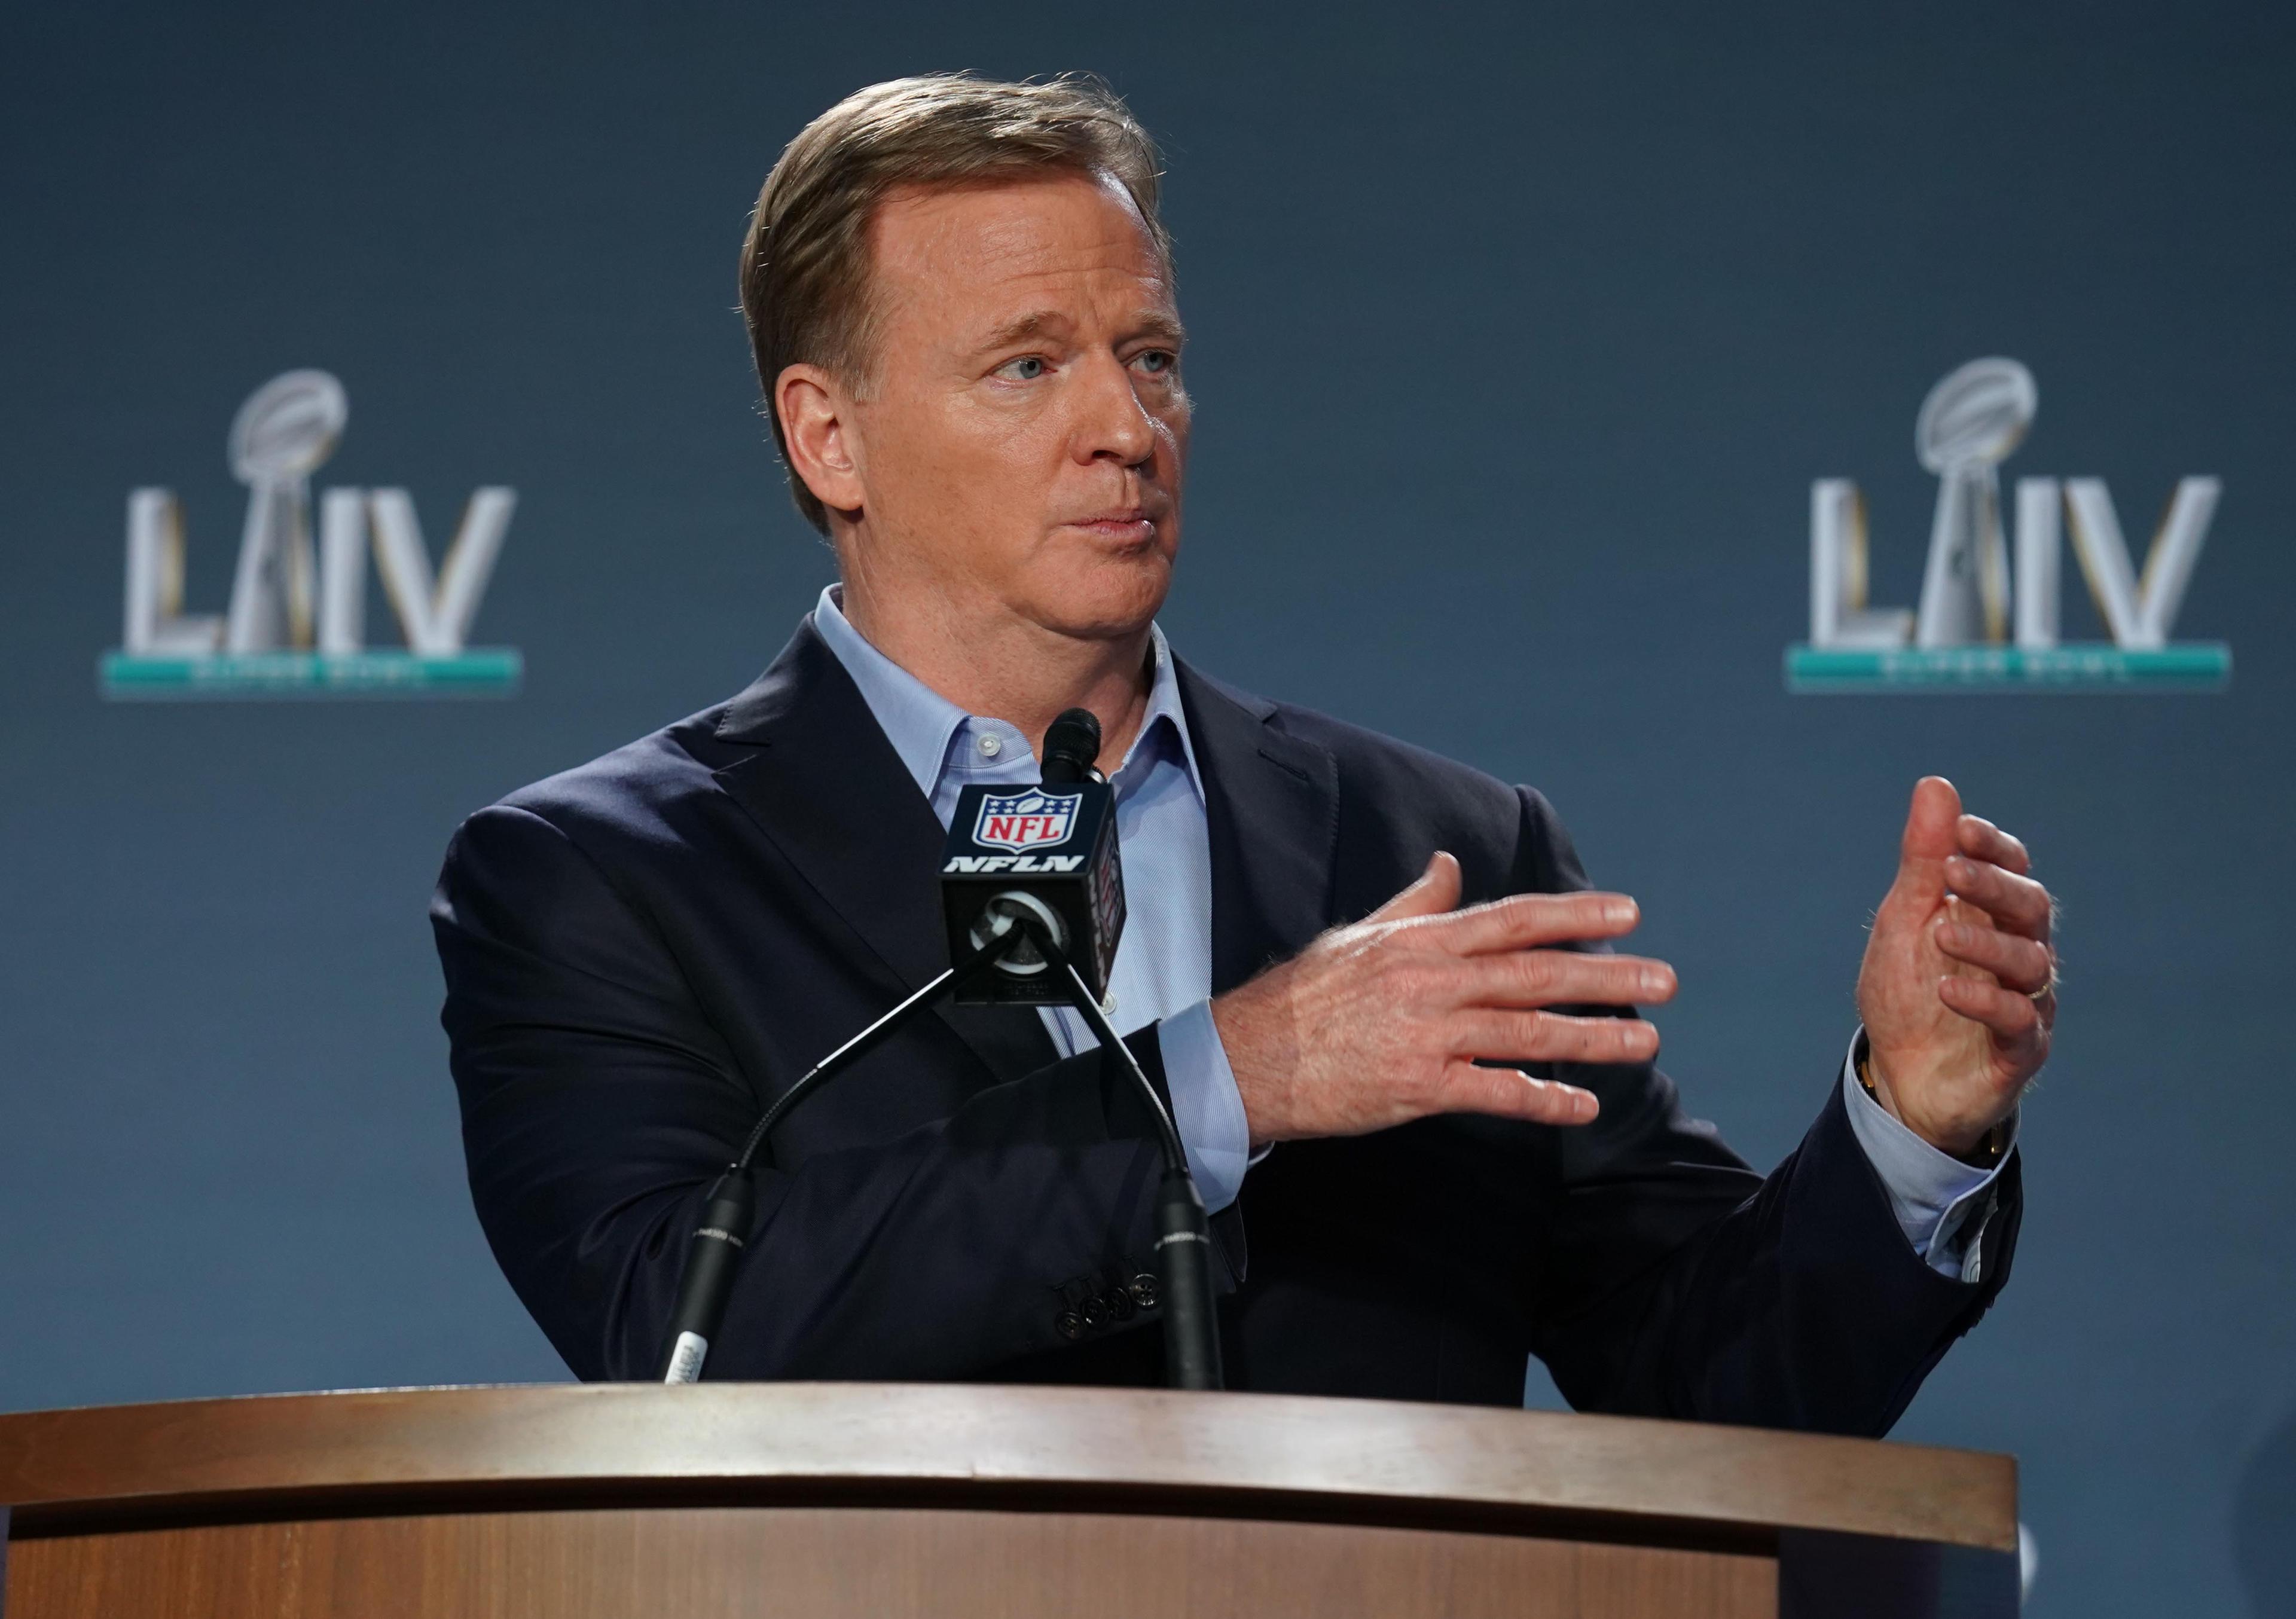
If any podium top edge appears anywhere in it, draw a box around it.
[0,1382,2014,1554]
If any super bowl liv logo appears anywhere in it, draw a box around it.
[1785,358,2228,692]
[102,370,521,698]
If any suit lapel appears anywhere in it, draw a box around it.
[710,618,1058,1083]
[1176,660,1340,994]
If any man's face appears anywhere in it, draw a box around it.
[832,172,1189,642]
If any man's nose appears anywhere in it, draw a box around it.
[1070,352,1158,467]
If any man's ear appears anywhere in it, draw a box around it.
[777,363,866,518]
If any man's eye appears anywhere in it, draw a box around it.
[997,356,1049,381]
[1134,350,1176,376]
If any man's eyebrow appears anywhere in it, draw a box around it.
[970,310,1071,355]
[968,308,1188,355]
[1128,310,1188,349]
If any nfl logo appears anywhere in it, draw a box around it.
[974,789,1079,852]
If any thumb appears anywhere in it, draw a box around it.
[1369,850,1464,923]
[1899,775,1962,869]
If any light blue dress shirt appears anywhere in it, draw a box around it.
[814,588,1254,1209]
[813,586,2013,1275]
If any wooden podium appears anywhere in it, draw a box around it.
[0,1384,2016,1618]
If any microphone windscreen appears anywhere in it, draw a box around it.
[1041,708,1101,785]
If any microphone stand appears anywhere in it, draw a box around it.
[654,928,1012,1383]
[1032,933,1225,1393]
[654,914,1226,1392]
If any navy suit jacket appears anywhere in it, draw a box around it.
[432,617,2019,1428]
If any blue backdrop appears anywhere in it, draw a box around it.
[2,5,2289,1614]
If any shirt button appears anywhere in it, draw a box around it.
[977,734,1003,758]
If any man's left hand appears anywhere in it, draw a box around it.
[1857,776,2057,1159]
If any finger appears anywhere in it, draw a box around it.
[1937,974,2047,1040]
[1900,776,1962,865]
[1367,851,1463,924]
[1431,1061,1601,1126]
[1449,1007,1662,1066]
[1943,856,2053,939]
[1934,920,2052,994]
[1458,950,1677,1009]
[1421,890,1642,955]
[1955,815,2031,875]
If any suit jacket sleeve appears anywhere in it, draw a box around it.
[1512,788,2022,1435]
[433,802,1206,1383]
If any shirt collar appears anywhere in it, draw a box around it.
[812,584,1204,803]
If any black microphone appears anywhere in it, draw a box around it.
[656,705,1222,1391]
[941,708,1125,1007]
[660,716,1116,1380]
[941,707,1223,1391]
[1039,705,1101,784]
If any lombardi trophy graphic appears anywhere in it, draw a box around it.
[1912,359,2030,648]
[223,369,346,653]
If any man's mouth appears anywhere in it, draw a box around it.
[1066,507,1161,543]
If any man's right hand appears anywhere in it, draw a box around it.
[1210,852,1675,1145]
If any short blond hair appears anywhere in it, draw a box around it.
[740,74,1170,534]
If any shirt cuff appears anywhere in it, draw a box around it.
[1157,998,1254,1212]
[1839,1029,2017,1284]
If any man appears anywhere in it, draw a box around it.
[433,75,2056,1427]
